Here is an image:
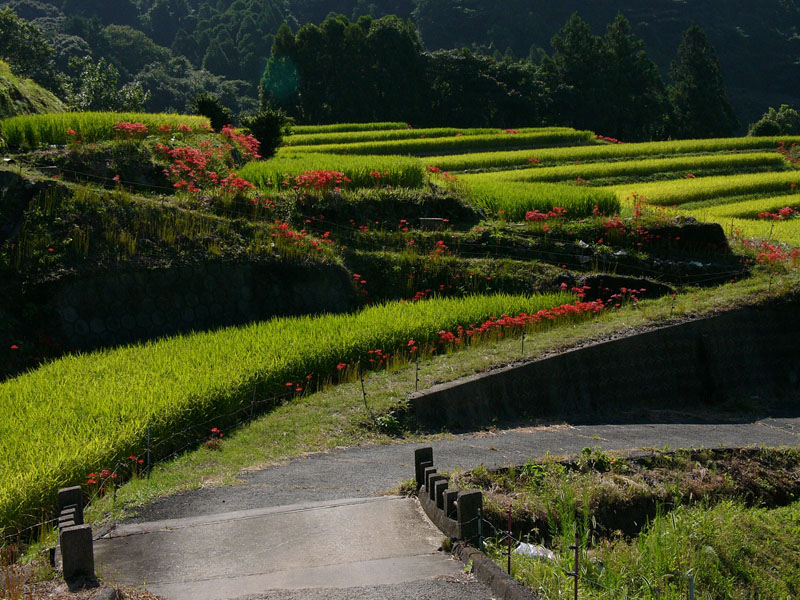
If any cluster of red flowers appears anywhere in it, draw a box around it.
[595,134,624,144]
[429,240,450,257]
[155,141,228,192]
[777,141,800,164]
[287,169,351,191]
[220,125,261,160]
[352,272,368,296]
[113,121,149,137]
[503,129,522,134]
[756,241,800,265]
[528,157,541,165]
[758,206,797,220]
[524,206,568,222]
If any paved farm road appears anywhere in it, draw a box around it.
[94,415,800,599]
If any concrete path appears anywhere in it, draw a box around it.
[95,497,473,600]
[95,414,800,599]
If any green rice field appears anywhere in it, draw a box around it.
[0,292,577,533]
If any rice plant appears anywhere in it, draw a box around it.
[482,152,787,184]
[238,152,425,189]
[425,136,800,172]
[291,122,409,134]
[461,178,619,220]
[0,291,585,534]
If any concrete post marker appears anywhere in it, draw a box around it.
[414,447,433,489]
[60,524,95,583]
[457,491,483,547]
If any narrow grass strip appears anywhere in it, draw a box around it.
[0,112,210,149]
[612,171,800,207]
[291,122,409,134]
[288,130,594,156]
[424,137,800,171]
[0,292,579,533]
[239,152,425,189]
[284,127,576,147]
[694,193,800,220]
[479,152,787,183]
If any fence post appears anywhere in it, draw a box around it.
[457,490,483,548]
[414,447,433,489]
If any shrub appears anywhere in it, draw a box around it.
[240,109,288,159]
[192,92,233,132]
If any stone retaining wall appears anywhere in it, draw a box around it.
[48,262,353,349]
[410,303,800,428]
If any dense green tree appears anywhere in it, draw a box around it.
[749,104,800,136]
[540,13,611,132]
[425,49,545,127]
[65,56,150,111]
[0,7,53,79]
[98,25,171,81]
[668,24,738,138]
[603,14,668,141]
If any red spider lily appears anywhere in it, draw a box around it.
[337,362,347,370]
[10,344,18,350]
[113,122,148,137]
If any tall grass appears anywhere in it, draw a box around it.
[288,129,595,156]
[0,112,210,149]
[425,136,800,171]
[461,178,619,220]
[506,501,800,600]
[611,171,800,206]
[485,152,787,183]
[0,292,581,533]
[291,122,408,134]
[239,152,425,189]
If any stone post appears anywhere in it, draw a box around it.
[60,524,95,584]
[414,447,433,489]
[457,490,483,547]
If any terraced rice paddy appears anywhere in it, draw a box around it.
[5,115,800,539]
[1,292,581,533]
[0,112,210,149]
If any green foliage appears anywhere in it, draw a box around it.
[668,24,738,139]
[285,127,529,147]
[749,104,800,137]
[0,291,575,534]
[238,152,425,189]
[240,108,288,159]
[65,56,150,112]
[192,92,233,131]
[0,6,52,79]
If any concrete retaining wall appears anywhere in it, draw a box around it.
[410,303,800,428]
[47,262,353,350]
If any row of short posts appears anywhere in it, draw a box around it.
[57,486,96,587]
[414,447,483,548]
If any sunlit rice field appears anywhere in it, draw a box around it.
[239,152,425,189]
[423,136,800,172]
[1,292,588,533]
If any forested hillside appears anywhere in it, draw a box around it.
[1,0,798,131]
